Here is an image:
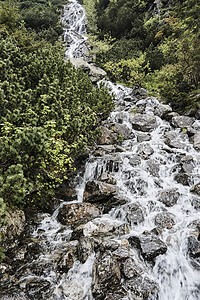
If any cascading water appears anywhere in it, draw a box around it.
[1,1,200,299]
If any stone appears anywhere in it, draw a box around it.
[191,198,200,210]
[158,188,180,207]
[129,113,157,132]
[98,126,118,145]
[171,115,195,128]
[0,209,25,251]
[55,181,78,202]
[164,111,179,121]
[122,257,143,278]
[124,276,159,299]
[137,143,154,159]
[115,203,144,226]
[57,240,78,273]
[57,202,100,227]
[98,172,116,185]
[146,159,160,177]
[190,183,200,196]
[128,155,141,166]
[70,58,107,82]
[174,172,190,186]
[77,237,94,263]
[180,155,195,173]
[83,180,116,203]
[92,252,121,300]
[137,133,151,142]
[193,132,200,150]
[93,145,116,156]
[188,235,200,259]
[129,234,167,261]
[154,104,172,118]
[155,212,175,229]
[111,123,133,140]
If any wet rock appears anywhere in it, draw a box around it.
[92,252,121,300]
[193,132,200,150]
[164,111,179,121]
[83,180,116,203]
[154,104,172,118]
[191,198,200,210]
[57,240,78,273]
[122,257,143,278]
[124,276,159,299]
[158,188,180,207]
[93,145,116,156]
[24,278,51,299]
[82,219,130,238]
[129,113,157,132]
[190,183,200,196]
[0,209,25,251]
[137,143,154,159]
[98,126,118,145]
[131,87,148,98]
[105,157,121,173]
[137,133,151,142]
[146,159,160,177]
[180,155,195,173]
[171,116,195,129]
[128,155,141,166]
[55,181,78,202]
[110,123,133,140]
[129,234,167,261]
[155,212,175,229]
[115,203,144,226]
[70,58,107,82]
[57,202,100,227]
[83,180,126,213]
[188,235,200,259]
[94,239,119,253]
[124,177,148,196]
[98,172,116,185]
[77,237,94,263]
[164,131,186,149]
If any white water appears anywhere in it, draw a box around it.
[2,1,200,299]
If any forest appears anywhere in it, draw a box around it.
[83,0,200,112]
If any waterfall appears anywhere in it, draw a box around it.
[1,1,200,299]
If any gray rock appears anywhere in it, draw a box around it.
[155,212,175,229]
[146,159,160,177]
[111,123,133,140]
[137,133,151,142]
[164,111,179,121]
[191,198,200,210]
[158,188,180,207]
[93,145,116,156]
[171,116,195,128]
[115,203,144,226]
[137,143,154,159]
[187,235,200,270]
[129,234,167,261]
[154,104,172,118]
[193,132,200,150]
[98,126,118,145]
[122,257,143,278]
[57,202,100,227]
[190,182,200,196]
[180,155,195,173]
[129,113,157,132]
[57,240,78,273]
[83,180,116,203]
[70,58,106,82]
[92,253,121,300]
[174,172,191,186]
[98,172,116,185]
[0,209,25,251]
[128,155,141,167]
[125,276,159,299]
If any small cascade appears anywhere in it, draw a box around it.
[1,1,200,299]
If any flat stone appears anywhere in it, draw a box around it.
[129,113,157,132]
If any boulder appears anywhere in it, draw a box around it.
[137,133,151,142]
[115,203,144,226]
[77,237,94,263]
[129,234,167,261]
[110,123,133,140]
[98,172,116,185]
[171,116,195,129]
[70,58,107,82]
[180,155,195,174]
[146,159,160,177]
[57,240,78,273]
[92,252,121,300]
[98,126,118,145]
[0,209,25,251]
[193,132,200,150]
[158,188,180,207]
[129,113,157,132]
[154,104,172,118]
[57,202,100,227]
[128,154,141,167]
[155,212,175,229]
[93,145,116,156]
[137,143,154,159]
[190,183,200,196]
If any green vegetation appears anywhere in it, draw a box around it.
[0,0,114,229]
[83,0,200,113]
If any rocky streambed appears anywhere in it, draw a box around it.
[1,0,200,299]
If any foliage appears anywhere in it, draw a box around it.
[0,1,114,210]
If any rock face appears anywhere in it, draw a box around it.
[0,209,25,251]
[129,113,157,132]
